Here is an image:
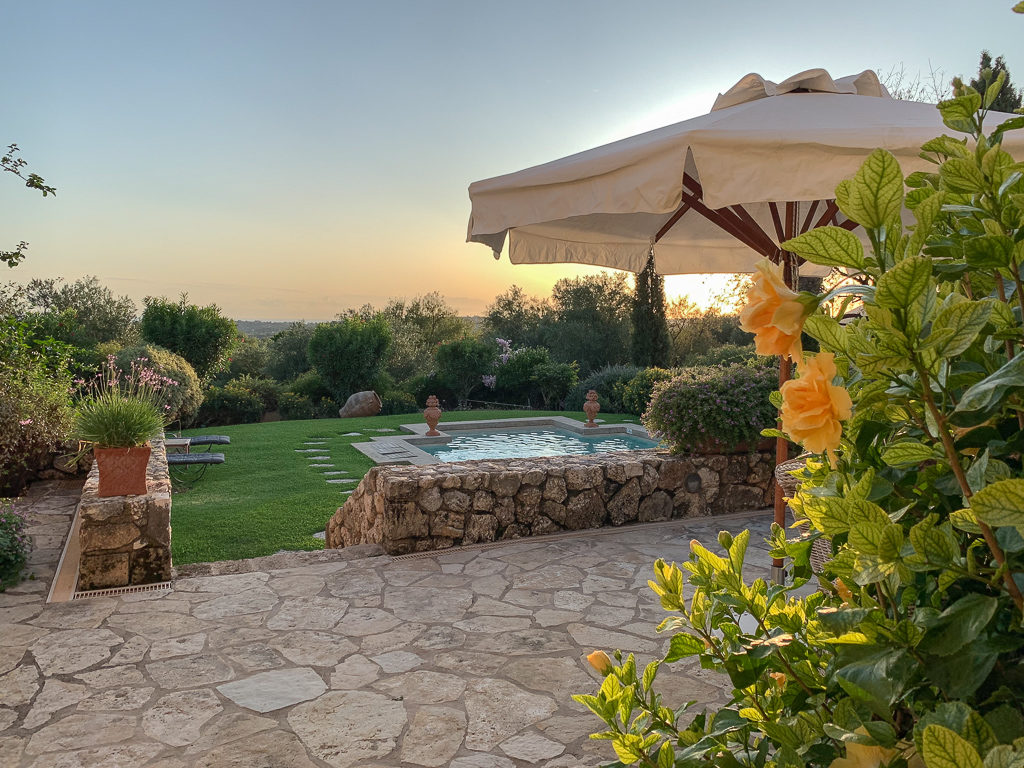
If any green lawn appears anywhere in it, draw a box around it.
[172,410,638,564]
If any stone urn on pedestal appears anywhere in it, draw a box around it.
[424,395,443,436]
[583,390,600,428]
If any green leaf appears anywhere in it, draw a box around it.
[941,158,988,194]
[938,92,982,133]
[971,479,1024,528]
[781,226,867,270]
[908,191,947,256]
[954,352,1024,415]
[965,235,1015,269]
[922,725,984,768]
[846,149,904,228]
[985,70,1008,109]
[769,390,783,408]
[881,441,934,467]
[612,733,645,764]
[930,300,994,357]
[641,660,660,691]
[657,741,674,768]
[802,314,848,354]
[918,593,999,656]
[876,256,931,309]
[664,633,705,662]
[921,135,972,159]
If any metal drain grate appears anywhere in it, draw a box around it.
[73,582,173,600]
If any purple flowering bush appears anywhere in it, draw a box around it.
[0,500,32,589]
[642,363,777,452]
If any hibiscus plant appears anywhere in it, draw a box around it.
[574,72,1024,767]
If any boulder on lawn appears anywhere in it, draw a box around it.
[339,391,382,418]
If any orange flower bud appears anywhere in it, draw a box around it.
[769,672,787,690]
[587,650,614,675]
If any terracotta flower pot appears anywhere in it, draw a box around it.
[94,444,151,497]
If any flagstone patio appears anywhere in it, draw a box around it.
[0,480,776,767]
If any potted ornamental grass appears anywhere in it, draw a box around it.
[641,362,777,453]
[73,356,174,497]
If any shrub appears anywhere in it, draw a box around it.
[380,390,418,415]
[278,392,313,420]
[576,77,1024,768]
[287,370,334,403]
[265,322,314,382]
[492,345,551,406]
[621,367,674,416]
[114,344,202,426]
[436,336,494,405]
[229,374,281,412]
[195,385,264,426]
[216,336,269,384]
[307,316,391,402]
[404,373,457,409]
[683,342,761,368]
[140,295,237,380]
[564,364,640,413]
[0,319,74,496]
[531,360,579,409]
[0,500,31,590]
[642,363,776,451]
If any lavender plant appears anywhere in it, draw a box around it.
[72,356,174,448]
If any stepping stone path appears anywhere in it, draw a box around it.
[303,441,327,445]
[326,479,357,484]
[306,456,331,461]
[295,449,323,453]
[341,432,361,437]
[323,471,347,476]
[5,478,770,767]
[370,428,397,432]
[309,464,334,468]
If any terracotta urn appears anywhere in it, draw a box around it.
[424,395,442,436]
[583,389,600,428]
[94,443,151,497]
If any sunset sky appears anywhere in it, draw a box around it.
[3,1,1020,320]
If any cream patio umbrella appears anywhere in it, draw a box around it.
[466,67,1024,579]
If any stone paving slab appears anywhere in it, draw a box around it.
[0,479,776,767]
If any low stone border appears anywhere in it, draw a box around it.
[326,449,774,554]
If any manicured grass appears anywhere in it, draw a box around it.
[171,410,638,564]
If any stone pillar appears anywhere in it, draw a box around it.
[77,437,172,590]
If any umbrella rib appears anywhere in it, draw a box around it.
[800,200,822,233]
[678,175,774,256]
[768,202,786,244]
[654,200,692,243]
[730,204,781,256]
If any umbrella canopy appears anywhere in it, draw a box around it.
[468,68,1024,276]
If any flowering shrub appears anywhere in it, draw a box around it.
[575,72,1024,767]
[642,364,777,451]
[491,344,554,406]
[0,319,74,495]
[0,499,31,590]
[622,367,675,416]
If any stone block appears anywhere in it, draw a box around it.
[464,515,498,544]
[522,469,546,486]
[442,490,471,514]
[532,516,561,535]
[431,509,466,539]
[80,522,140,552]
[564,490,604,529]
[130,546,172,584]
[492,472,521,497]
[472,491,494,512]
[78,552,130,590]
[639,491,673,522]
[384,477,419,500]
[493,498,515,527]
[542,477,567,503]
[418,486,442,512]
[564,465,603,491]
[607,479,640,526]
[387,502,430,539]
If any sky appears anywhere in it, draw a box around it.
[2,0,1021,321]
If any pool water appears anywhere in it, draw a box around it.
[420,427,657,462]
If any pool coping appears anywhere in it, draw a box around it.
[350,415,655,465]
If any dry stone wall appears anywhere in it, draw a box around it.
[78,438,172,590]
[326,449,774,555]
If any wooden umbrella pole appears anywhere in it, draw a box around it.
[771,239,799,583]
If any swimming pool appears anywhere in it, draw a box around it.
[419,426,658,462]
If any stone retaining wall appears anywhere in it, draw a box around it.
[326,449,774,555]
[77,438,172,590]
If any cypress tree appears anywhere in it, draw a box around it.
[969,51,1023,113]
[631,253,671,367]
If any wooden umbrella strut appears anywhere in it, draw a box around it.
[654,186,855,583]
